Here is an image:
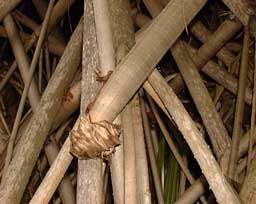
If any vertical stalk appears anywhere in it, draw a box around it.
[228,27,249,179]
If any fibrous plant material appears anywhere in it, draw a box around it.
[0,18,83,204]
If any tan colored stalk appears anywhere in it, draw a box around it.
[108,0,135,202]
[190,20,238,67]
[148,96,207,204]
[147,70,241,204]
[0,25,64,57]
[228,27,249,179]
[44,137,76,204]
[122,101,137,204]
[0,0,23,20]
[172,41,231,165]
[3,14,40,110]
[174,176,208,204]
[77,0,114,202]
[76,2,103,204]
[132,96,151,204]
[185,43,252,105]
[1,0,56,185]
[134,13,249,106]
[0,18,83,204]
[141,97,164,204]
[89,0,207,122]
[170,18,242,93]
[0,0,75,95]
[93,0,115,75]
[27,1,208,202]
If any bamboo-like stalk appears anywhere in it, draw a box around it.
[0,0,23,20]
[1,0,56,185]
[77,0,114,202]
[174,176,207,204]
[93,0,115,75]
[89,0,207,122]
[132,96,151,204]
[147,70,241,204]
[134,13,250,106]
[75,3,102,204]
[147,96,207,204]
[170,18,242,93]
[190,20,238,67]
[108,0,135,202]
[0,25,64,56]
[122,102,137,204]
[0,0,75,94]
[3,14,40,110]
[228,27,249,179]
[141,97,164,204]
[185,43,252,105]
[26,1,208,202]
[0,18,83,204]
[44,137,76,204]
[172,41,231,165]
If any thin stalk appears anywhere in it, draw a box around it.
[122,102,137,204]
[148,70,241,204]
[132,96,151,204]
[1,0,55,185]
[141,97,164,204]
[228,27,249,179]
[147,96,207,204]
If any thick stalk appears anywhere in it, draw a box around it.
[122,102,137,204]
[228,27,249,179]
[0,18,83,204]
[88,0,207,122]
[77,0,113,203]
[132,96,151,204]
[172,41,231,164]
[27,0,208,202]
[174,176,207,204]
[108,0,135,202]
